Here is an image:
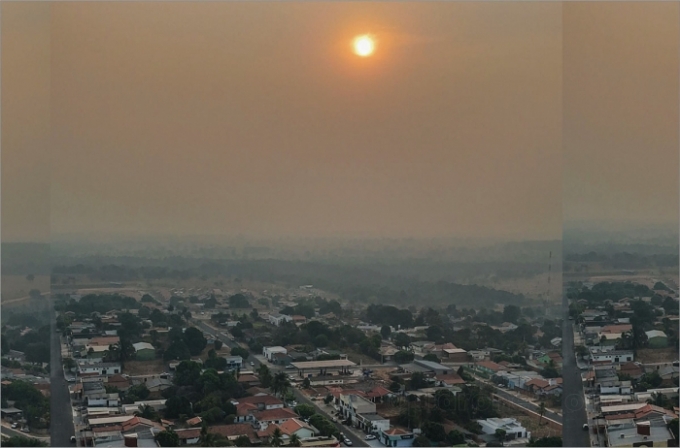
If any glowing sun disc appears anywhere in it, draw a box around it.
[353,35,375,57]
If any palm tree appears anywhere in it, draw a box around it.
[270,428,284,447]
[288,434,302,447]
[538,401,546,426]
[272,372,291,398]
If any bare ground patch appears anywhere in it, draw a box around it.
[124,359,167,375]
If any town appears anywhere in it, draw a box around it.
[2,276,671,447]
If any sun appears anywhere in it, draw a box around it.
[353,35,375,57]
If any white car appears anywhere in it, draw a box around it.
[344,439,353,446]
[365,434,376,440]
[11,423,18,429]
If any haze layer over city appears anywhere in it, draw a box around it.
[1,2,678,448]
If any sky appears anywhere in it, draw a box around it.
[563,2,679,232]
[1,2,677,244]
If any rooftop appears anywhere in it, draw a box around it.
[291,359,356,369]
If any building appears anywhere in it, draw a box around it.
[269,314,293,326]
[225,356,243,371]
[477,418,531,440]
[263,346,288,361]
[645,330,669,348]
[339,393,376,425]
[378,427,415,447]
[441,348,469,362]
[606,419,675,447]
[252,408,298,429]
[590,350,635,364]
[278,418,317,439]
[132,342,156,361]
[77,360,121,376]
[354,413,390,433]
[473,361,504,378]
[233,394,284,411]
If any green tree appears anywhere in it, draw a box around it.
[270,428,284,447]
[155,429,180,447]
[258,364,273,388]
[294,404,316,419]
[394,350,414,364]
[184,327,208,356]
[412,435,431,447]
[272,372,291,398]
[230,347,250,359]
[135,404,158,420]
[381,325,392,339]
[393,332,411,349]
[234,435,251,447]
[214,339,223,351]
[538,401,546,426]
[408,372,427,390]
[288,434,302,447]
[2,436,48,447]
[447,430,466,445]
[526,436,563,447]
[495,429,506,447]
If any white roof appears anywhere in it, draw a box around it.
[645,330,667,338]
[133,342,155,351]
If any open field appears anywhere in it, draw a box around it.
[636,347,678,364]
[124,359,167,376]
[1,275,50,303]
[498,402,561,439]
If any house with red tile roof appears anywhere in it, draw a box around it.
[278,418,316,439]
[474,361,504,377]
[233,394,284,410]
[252,408,299,429]
[211,423,259,444]
[235,402,258,423]
[435,373,466,387]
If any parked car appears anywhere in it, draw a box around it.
[583,424,589,430]
[11,423,18,429]
[70,436,76,444]
[331,417,337,423]
[344,439,353,446]
[673,360,679,367]
[365,435,376,440]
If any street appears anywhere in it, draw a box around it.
[50,296,76,447]
[291,388,369,447]
[561,294,590,447]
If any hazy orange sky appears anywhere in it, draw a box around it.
[1,2,677,243]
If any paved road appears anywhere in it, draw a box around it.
[562,295,590,447]
[50,297,76,447]
[191,318,266,371]
[291,388,369,447]
[491,387,562,424]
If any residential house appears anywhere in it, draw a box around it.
[105,374,131,392]
[435,373,466,387]
[645,330,669,348]
[4,350,25,363]
[268,314,293,327]
[378,427,415,447]
[252,408,299,429]
[234,394,284,411]
[278,418,317,439]
[132,342,156,361]
[473,361,504,378]
[441,348,469,363]
[477,418,531,440]
[77,360,121,376]
[210,423,259,445]
[263,346,288,362]
[590,350,634,365]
